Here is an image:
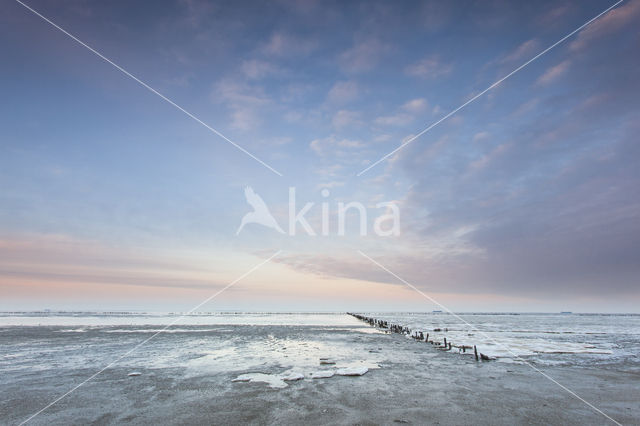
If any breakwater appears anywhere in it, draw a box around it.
[347,312,492,361]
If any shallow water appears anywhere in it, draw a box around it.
[1,311,638,372]
[0,313,380,380]
[0,311,357,327]
[358,312,640,366]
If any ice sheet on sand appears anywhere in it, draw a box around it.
[336,366,368,376]
[281,372,304,381]
[232,373,287,388]
[311,370,335,379]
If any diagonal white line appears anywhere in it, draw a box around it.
[357,0,625,176]
[14,0,283,177]
[357,250,622,425]
[19,250,282,425]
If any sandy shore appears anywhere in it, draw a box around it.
[1,323,638,425]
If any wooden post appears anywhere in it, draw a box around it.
[474,345,479,361]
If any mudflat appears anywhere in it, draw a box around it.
[1,323,638,425]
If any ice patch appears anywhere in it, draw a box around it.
[232,373,287,388]
[281,372,305,381]
[103,328,222,333]
[311,370,335,379]
[336,366,368,376]
[127,372,142,377]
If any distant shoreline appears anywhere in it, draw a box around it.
[1,311,639,315]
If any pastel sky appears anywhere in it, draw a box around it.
[1,0,639,312]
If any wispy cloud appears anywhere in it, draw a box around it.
[326,80,359,104]
[213,79,271,130]
[0,233,230,292]
[501,38,539,63]
[405,55,452,79]
[310,135,365,157]
[340,39,390,73]
[536,60,570,86]
[262,32,318,56]
[472,131,490,143]
[332,109,363,129]
[375,98,430,127]
[570,0,640,51]
[241,59,282,79]
[402,98,428,114]
[375,113,413,127]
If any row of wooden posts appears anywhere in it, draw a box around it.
[347,313,491,361]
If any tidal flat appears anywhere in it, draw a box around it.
[1,313,638,425]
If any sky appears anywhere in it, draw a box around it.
[1,0,639,312]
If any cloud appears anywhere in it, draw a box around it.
[501,38,539,63]
[273,0,321,15]
[316,181,345,189]
[291,118,640,299]
[332,109,363,129]
[472,131,490,143]
[229,108,260,131]
[466,143,510,174]
[179,0,217,29]
[402,98,428,114]
[375,113,413,127]
[267,136,293,146]
[390,134,450,172]
[512,98,540,117]
[213,79,271,130]
[326,80,359,104]
[418,1,452,31]
[240,59,281,79]
[274,253,391,283]
[536,60,570,86]
[405,56,452,79]
[310,135,364,157]
[0,233,229,292]
[262,32,317,56]
[570,0,640,51]
[331,25,640,300]
[536,4,571,26]
[372,134,393,144]
[339,39,390,73]
[374,98,429,127]
[392,102,640,298]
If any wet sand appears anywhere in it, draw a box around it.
[1,322,639,425]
